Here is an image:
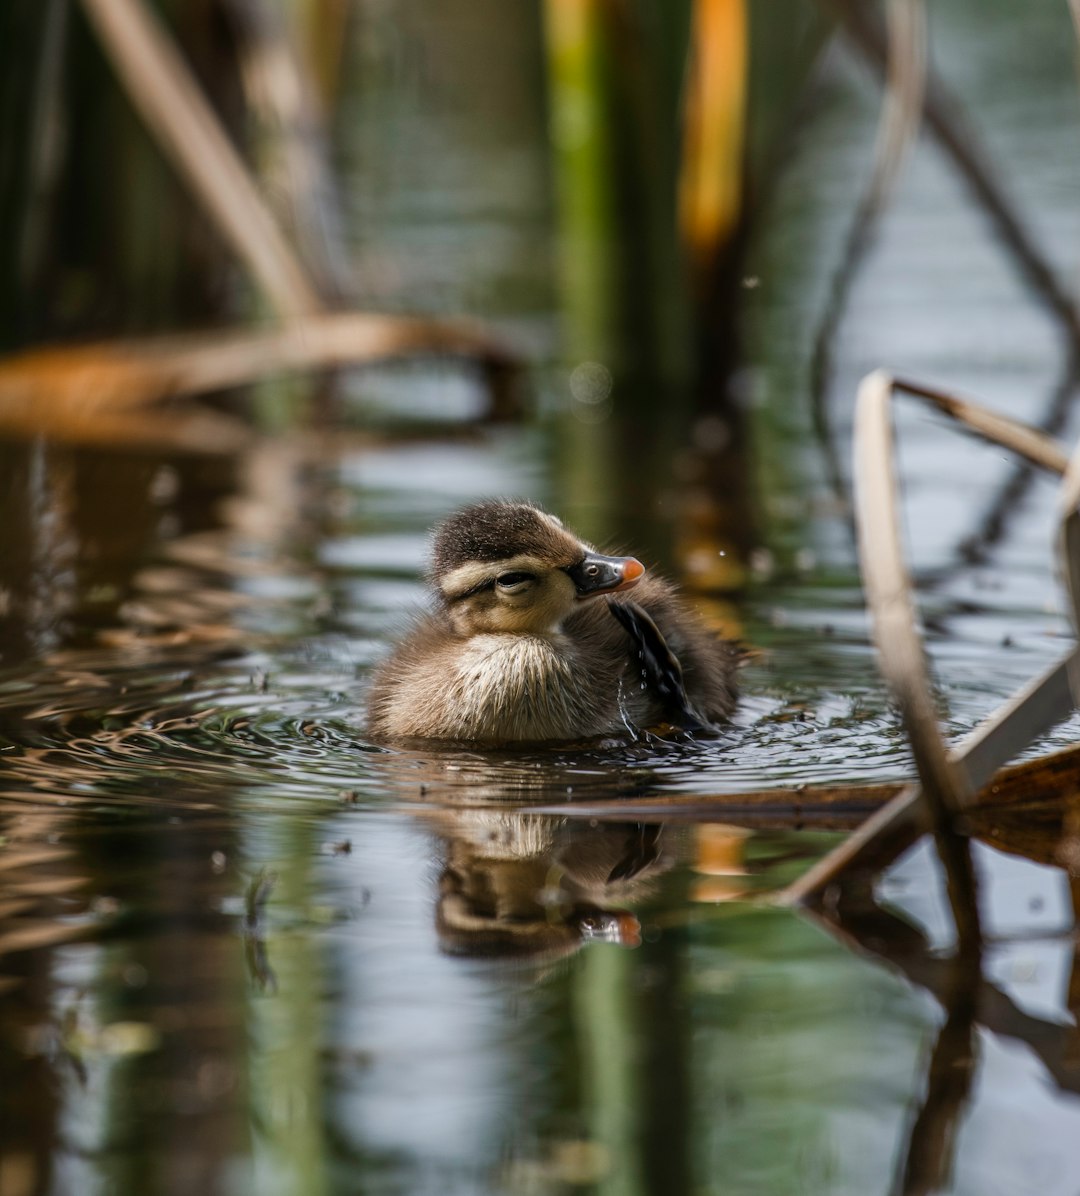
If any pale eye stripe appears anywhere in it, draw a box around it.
[439,562,498,599]
[439,554,549,602]
[446,578,496,604]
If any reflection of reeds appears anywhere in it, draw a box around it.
[829,0,1080,335]
[806,895,1078,1192]
[809,0,926,508]
[891,955,978,1196]
[811,0,1080,539]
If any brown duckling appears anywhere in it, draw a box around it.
[366,500,738,745]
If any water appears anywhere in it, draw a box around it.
[3,421,1080,1195]
[5,3,1080,1194]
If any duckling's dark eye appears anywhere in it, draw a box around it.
[496,571,535,588]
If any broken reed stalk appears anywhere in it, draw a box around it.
[782,650,1080,899]
[79,0,324,320]
[1059,444,1080,622]
[783,372,1080,911]
[853,370,980,949]
[945,357,1080,572]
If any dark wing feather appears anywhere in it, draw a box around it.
[605,823,663,883]
[607,598,711,733]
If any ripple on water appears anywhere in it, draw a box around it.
[0,649,916,826]
[0,501,1073,826]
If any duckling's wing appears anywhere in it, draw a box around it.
[606,598,711,733]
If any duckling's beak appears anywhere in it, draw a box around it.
[577,910,641,947]
[565,552,645,598]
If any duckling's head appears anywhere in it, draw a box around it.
[431,501,644,636]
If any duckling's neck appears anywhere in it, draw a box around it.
[448,608,566,639]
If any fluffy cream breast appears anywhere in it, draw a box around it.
[374,632,613,742]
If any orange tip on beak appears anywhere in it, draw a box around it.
[616,557,645,589]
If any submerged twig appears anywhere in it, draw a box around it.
[244,866,277,928]
[523,731,1080,850]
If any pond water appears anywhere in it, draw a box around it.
[4,4,1080,1195]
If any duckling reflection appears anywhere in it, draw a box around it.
[429,808,677,960]
[367,501,738,745]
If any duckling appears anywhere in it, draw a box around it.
[365,500,738,745]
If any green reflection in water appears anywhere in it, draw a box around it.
[249,824,329,1196]
[578,945,642,1196]
[688,905,925,1195]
